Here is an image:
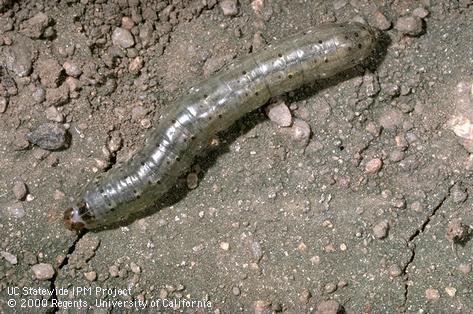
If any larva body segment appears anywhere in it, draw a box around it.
[64,22,376,230]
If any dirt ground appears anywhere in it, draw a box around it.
[0,0,472,313]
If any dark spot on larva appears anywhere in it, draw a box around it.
[288,74,293,79]
[347,46,352,51]
[140,161,145,166]
[354,32,359,37]
[242,70,247,75]
[339,145,345,151]
[278,53,283,57]
[324,58,329,63]
[208,116,212,120]
[278,75,282,79]
[99,189,104,194]
[358,43,362,49]
[176,157,181,162]
[204,94,208,98]
[171,119,176,123]
[245,92,249,97]
[344,35,349,40]
[255,91,259,96]
[110,207,115,212]
[313,59,317,64]
[148,179,153,185]
[166,160,171,165]
[218,114,223,119]
[157,180,161,185]
[191,135,196,140]
[107,203,112,207]
[318,40,323,44]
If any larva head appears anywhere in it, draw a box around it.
[342,22,377,61]
[63,201,95,231]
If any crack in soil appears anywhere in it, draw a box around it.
[400,184,452,311]
[47,230,88,314]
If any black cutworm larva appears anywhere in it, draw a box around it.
[64,22,376,230]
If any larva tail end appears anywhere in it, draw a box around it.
[64,207,86,231]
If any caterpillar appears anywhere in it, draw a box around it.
[64,22,376,230]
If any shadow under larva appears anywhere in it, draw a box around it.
[64,21,377,231]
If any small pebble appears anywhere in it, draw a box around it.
[388,264,402,277]
[112,27,135,48]
[84,271,97,281]
[20,12,49,38]
[299,288,312,304]
[0,96,7,113]
[109,265,119,277]
[395,16,423,36]
[37,58,63,88]
[130,262,141,274]
[1,251,18,265]
[232,286,240,296]
[446,219,467,243]
[458,263,471,275]
[373,10,391,30]
[284,118,311,147]
[373,220,389,239]
[121,16,135,30]
[32,263,55,280]
[252,31,266,51]
[315,300,341,314]
[13,181,28,200]
[365,158,383,173]
[425,288,440,300]
[32,87,46,103]
[333,0,347,10]
[266,101,292,127]
[187,172,199,189]
[445,287,457,297]
[451,185,468,204]
[413,7,429,19]
[129,56,143,74]
[324,283,337,294]
[254,300,271,314]
[220,0,239,16]
[107,134,123,153]
[63,61,82,77]
[220,242,230,251]
[45,106,64,122]
[46,84,70,106]
[26,123,68,150]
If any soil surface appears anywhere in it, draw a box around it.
[1,0,472,313]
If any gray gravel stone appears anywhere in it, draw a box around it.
[0,96,7,113]
[20,12,49,38]
[373,220,389,239]
[266,101,292,127]
[37,59,63,88]
[46,84,70,106]
[395,16,423,36]
[45,106,64,122]
[373,10,391,30]
[31,263,55,280]
[63,61,82,77]
[26,123,68,150]
[32,86,46,103]
[112,27,135,48]
[1,251,18,265]
[220,0,238,16]
[12,181,28,200]
[3,39,34,77]
[315,300,341,314]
